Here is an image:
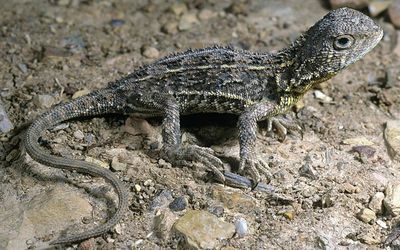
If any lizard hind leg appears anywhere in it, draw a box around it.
[161,99,226,182]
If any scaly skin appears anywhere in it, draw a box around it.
[24,8,383,245]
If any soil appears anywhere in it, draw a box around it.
[1,0,400,249]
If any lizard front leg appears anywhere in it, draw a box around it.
[161,99,226,181]
[238,102,277,183]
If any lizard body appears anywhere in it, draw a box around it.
[24,8,383,245]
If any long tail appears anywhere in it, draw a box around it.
[24,88,129,245]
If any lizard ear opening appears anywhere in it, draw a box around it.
[333,34,354,50]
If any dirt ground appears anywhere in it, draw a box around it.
[1,0,400,249]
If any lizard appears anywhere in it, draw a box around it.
[24,7,383,245]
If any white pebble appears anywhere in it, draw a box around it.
[235,217,248,237]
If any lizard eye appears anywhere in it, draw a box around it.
[333,35,354,50]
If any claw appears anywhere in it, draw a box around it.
[267,116,303,141]
[239,157,271,184]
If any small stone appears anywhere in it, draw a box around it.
[211,185,256,213]
[161,22,178,35]
[376,219,388,228]
[84,133,95,145]
[356,208,377,223]
[234,217,248,237]
[299,163,318,180]
[351,145,376,158]
[78,238,95,250]
[169,3,187,16]
[158,158,171,168]
[111,157,127,171]
[57,0,70,6]
[384,183,400,216]
[141,46,160,59]
[314,90,333,102]
[110,19,125,27]
[85,156,109,169]
[207,206,224,217]
[6,149,20,162]
[198,9,216,21]
[144,179,153,186]
[153,209,178,239]
[72,89,90,99]
[173,210,235,249]
[169,196,187,212]
[225,2,248,15]
[33,94,56,109]
[114,224,123,235]
[342,136,374,146]
[18,63,28,74]
[384,120,400,162]
[149,190,173,211]
[51,123,69,131]
[368,0,392,17]
[73,130,84,140]
[0,100,14,133]
[178,13,199,31]
[360,234,380,245]
[341,182,357,194]
[134,184,142,192]
[329,0,369,9]
[368,192,385,214]
[388,1,400,28]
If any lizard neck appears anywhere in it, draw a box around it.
[272,34,337,96]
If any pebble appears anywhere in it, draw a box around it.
[356,208,376,223]
[368,0,392,16]
[33,94,56,109]
[351,145,376,158]
[299,163,318,180]
[153,209,178,239]
[207,205,224,217]
[169,3,187,16]
[383,183,400,216]
[149,190,173,211]
[161,22,178,35]
[73,129,84,140]
[72,89,90,99]
[141,46,160,59]
[61,35,85,53]
[342,136,374,146]
[178,13,199,31]
[6,149,20,162]
[110,19,125,27]
[111,157,127,171]
[173,210,235,249]
[17,63,28,74]
[376,219,388,229]
[84,133,95,145]
[169,196,187,212]
[314,90,333,103]
[384,120,400,162]
[134,184,142,192]
[329,0,369,9]
[211,185,256,213]
[388,1,400,28]
[0,100,14,133]
[234,217,248,237]
[368,192,385,214]
[51,123,69,131]
[198,9,216,21]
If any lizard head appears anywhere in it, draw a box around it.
[288,7,383,93]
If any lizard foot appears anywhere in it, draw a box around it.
[163,145,225,182]
[239,157,272,184]
[267,115,302,141]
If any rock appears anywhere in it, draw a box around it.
[161,22,178,35]
[356,208,376,223]
[110,19,125,27]
[383,183,400,216]
[134,184,142,192]
[173,210,235,249]
[1,186,92,249]
[314,90,333,102]
[85,156,109,169]
[149,190,173,211]
[154,209,178,239]
[17,63,28,74]
[207,206,224,217]
[198,9,216,21]
[73,129,84,140]
[211,185,256,213]
[299,163,318,180]
[33,94,56,109]
[368,0,392,16]
[0,100,13,133]
[169,3,187,16]
[368,192,385,214]
[234,217,248,238]
[351,145,376,158]
[169,196,187,212]
[329,0,369,9]
[388,1,400,28]
[72,89,90,99]
[376,219,388,228]
[141,46,160,59]
[111,157,127,171]
[384,120,400,162]
[178,13,199,31]
[342,136,374,146]
[225,2,248,15]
